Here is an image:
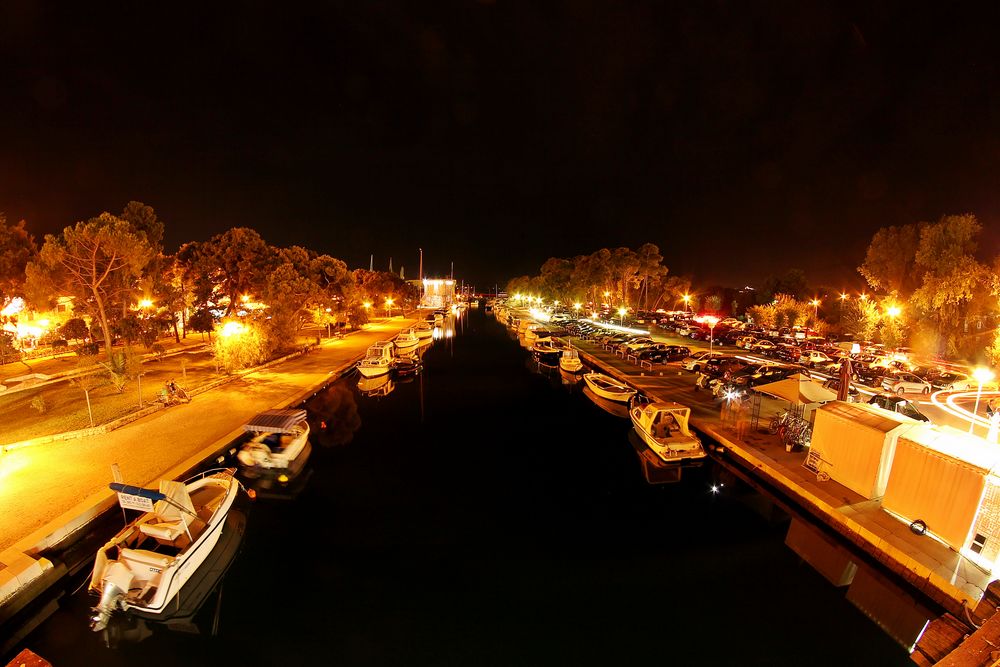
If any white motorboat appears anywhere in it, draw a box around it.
[237,409,310,471]
[395,328,420,350]
[629,401,706,465]
[559,349,584,373]
[90,469,244,631]
[414,321,434,339]
[583,372,636,403]
[357,341,395,377]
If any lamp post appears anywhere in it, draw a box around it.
[682,294,692,313]
[702,315,719,355]
[810,299,820,320]
[385,297,394,318]
[970,367,996,434]
[618,307,627,327]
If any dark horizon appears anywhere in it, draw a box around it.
[2,2,999,290]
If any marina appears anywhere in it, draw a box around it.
[4,309,910,665]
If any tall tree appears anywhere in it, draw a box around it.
[199,228,274,315]
[909,214,995,356]
[858,223,924,296]
[26,213,155,359]
[0,215,37,304]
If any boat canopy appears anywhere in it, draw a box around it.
[108,483,165,502]
[244,409,308,434]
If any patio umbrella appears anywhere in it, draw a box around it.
[837,355,853,401]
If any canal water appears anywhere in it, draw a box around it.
[18,310,910,666]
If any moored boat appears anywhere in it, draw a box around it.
[89,469,246,632]
[237,409,310,471]
[531,340,562,366]
[414,321,434,338]
[583,372,636,403]
[629,400,706,467]
[559,348,584,373]
[357,341,395,378]
[395,328,420,350]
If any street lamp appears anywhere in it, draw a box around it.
[385,297,394,318]
[810,299,820,320]
[859,293,868,302]
[618,307,627,327]
[886,305,901,318]
[573,302,582,313]
[840,293,848,301]
[682,294,692,313]
[701,315,720,355]
[970,367,996,434]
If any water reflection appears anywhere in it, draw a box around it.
[306,381,361,447]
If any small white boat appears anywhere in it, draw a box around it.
[559,349,584,373]
[414,321,434,339]
[237,409,310,471]
[89,469,244,631]
[357,341,395,377]
[629,401,706,466]
[395,328,420,350]
[583,372,636,403]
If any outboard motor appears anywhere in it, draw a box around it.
[91,580,125,632]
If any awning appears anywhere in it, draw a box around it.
[243,409,308,433]
[754,373,837,404]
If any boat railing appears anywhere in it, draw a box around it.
[180,467,237,527]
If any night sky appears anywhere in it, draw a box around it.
[2,1,999,289]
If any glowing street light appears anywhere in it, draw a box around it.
[840,293,848,301]
[590,312,598,320]
[970,367,996,434]
[682,293,692,313]
[699,315,720,355]
[859,293,868,301]
[810,298,820,319]
[385,297,394,318]
[573,302,582,312]
[886,305,901,318]
[220,320,245,338]
[138,298,153,310]
[618,307,627,326]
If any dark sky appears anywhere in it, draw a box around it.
[1,1,999,290]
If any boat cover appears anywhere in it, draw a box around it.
[108,483,166,502]
[244,409,308,434]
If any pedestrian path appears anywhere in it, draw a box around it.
[0,318,415,557]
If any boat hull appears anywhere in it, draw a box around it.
[357,363,391,378]
[583,373,636,403]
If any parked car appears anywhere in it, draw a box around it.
[851,365,885,388]
[799,350,833,367]
[752,340,778,353]
[934,373,1000,392]
[661,345,691,361]
[868,394,930,422]
[822,378,859,402]
[681,351,728,372]
[620,337,656,353]
[881,372,932,395]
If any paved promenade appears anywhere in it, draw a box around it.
[0,317,416,557]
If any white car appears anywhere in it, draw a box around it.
[620,337,656,353]
[799,350,833,366]
[681,351,726,372]
[881,372,932,395]
[941,375,1000,392]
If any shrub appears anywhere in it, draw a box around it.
[76,342,100,356]
[52,339,69,350]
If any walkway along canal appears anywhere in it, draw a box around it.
[8,310,909,666]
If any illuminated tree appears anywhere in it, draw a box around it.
[909,214,995,356]
[198,227,275,316]
[60,317,89,343]
[26,213,155,359]
[264,247,353,348]
[858,223,923,296]
[213,321,268,373]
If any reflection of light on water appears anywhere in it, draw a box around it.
[445,329,453,338]
[433,328,443,340]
